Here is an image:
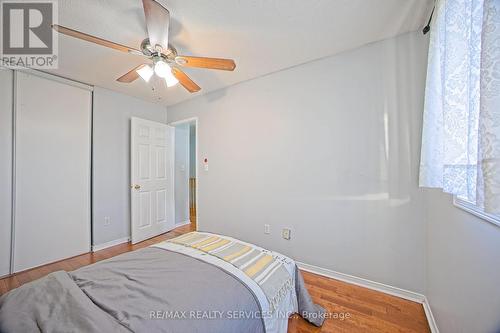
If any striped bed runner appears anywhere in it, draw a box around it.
[168,232,293,312]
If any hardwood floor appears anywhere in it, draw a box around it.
[289,271,430,333]
[0,225,429,333]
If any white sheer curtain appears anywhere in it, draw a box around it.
[419,0,500,214]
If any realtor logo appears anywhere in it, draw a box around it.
[1,0,58,68]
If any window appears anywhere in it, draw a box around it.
[454,196,500,228]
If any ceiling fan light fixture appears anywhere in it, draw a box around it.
[137,65,154,82]
[165,72,179,87]
[154,60,171,78]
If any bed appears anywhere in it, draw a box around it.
[0,232,325,333]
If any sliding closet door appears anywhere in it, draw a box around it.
[0,69,13,277]
[13,72,91,272]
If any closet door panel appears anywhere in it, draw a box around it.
[0,69,13,277]
[14,72,91,272]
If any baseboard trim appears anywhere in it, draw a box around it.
[297,261,425,302]
[422,296,440,333]
[92,237,130,252]
[175,220,191,227]
[296,261,439,333]
[93,223,191,253]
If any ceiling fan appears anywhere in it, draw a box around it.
[52,0,236,93]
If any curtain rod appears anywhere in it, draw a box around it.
[423,3,436,35]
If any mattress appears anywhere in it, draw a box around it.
[0,232,324,333]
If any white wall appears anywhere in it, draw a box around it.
[425,189,500,333]
[174,124,190,224]
[92,87,167,246]
[0,69,13,277]
[168,32,429,293]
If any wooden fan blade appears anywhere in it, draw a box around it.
[53,24,142,55]
[175,56,236,71]
[117,64,147,83]
[142,0,170,51]
[171,67,201,93]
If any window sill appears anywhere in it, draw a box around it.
[453,196,500,228]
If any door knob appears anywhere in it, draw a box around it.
[131,184,141,190]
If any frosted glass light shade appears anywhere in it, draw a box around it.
[137,65,154,82]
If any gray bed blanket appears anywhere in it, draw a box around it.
[0,270,130,333]
[295,267,325,327]
[0,247,324,333]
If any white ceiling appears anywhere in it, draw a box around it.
[49,0,433,106]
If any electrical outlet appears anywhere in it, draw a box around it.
[282,228,291,240]
[264,224,270,234]
[104,216,111,226]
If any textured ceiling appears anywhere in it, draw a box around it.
[48,0,433,106]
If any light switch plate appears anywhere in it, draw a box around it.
[264,224,270,234]
[282,228,291,240]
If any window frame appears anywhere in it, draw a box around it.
[453,196,500,228]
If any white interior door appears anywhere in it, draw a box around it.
[131,117,175,244]
[14,71,91,272]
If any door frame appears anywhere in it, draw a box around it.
[169,117,199,231]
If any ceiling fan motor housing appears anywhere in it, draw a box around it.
[141,38,177,61]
